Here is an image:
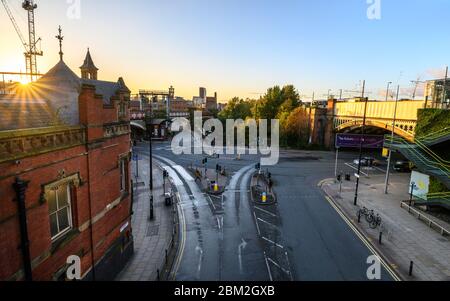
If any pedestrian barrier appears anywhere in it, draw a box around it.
[400,201,450,237]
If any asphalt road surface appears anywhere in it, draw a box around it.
[134,141,396,281]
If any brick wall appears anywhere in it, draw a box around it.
[0,84,132,281]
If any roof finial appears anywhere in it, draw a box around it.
[56,25,64,61]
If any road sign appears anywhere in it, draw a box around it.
[336,134,384,149]
[410,171,430,200]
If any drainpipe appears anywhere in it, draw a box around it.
[13,177,32,281]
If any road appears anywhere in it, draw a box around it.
[134,141,396,281]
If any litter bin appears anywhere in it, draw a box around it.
[345,173,351,181]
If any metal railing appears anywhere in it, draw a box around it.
[400,201,450,237]
[417,127,450,144]
[385,136,450,172]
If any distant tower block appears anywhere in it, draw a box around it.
[80,48,98,80]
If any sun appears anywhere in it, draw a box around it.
[19,78,31,85]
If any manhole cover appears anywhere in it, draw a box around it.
[146,225,160,237]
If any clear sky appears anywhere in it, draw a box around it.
[1,0,449,101]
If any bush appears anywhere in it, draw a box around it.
[415,109,450,138]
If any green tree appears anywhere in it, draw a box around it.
[219,97,253,121]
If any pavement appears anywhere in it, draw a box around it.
[321,172,450,281]
[116,157,177,281]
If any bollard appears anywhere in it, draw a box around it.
[157,269,160,281]
[262,192,267,203]
[409,261,414,276]
[149,195,154,220]
[379,232,383,245]
[165,249,168,264]
[358,211,361,223]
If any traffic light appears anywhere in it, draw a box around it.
[255,163,261,170]
[202,158,208,165]
[216,164,220,172]
[163,169,169,178]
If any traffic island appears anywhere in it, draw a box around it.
[187,164,228,196]
[251,172,277,205]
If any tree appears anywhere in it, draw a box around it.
[218,97,253,121]
[281,107,310,147]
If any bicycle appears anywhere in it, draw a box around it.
[370,214,382,229]
[366,210,376,223]
[357,207,369,218]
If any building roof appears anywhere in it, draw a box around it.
[0,95,59,131]
[80,48,98,71]
[0,58,129,131]
[37,60,81,91]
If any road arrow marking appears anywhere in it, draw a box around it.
[238,238,248,274]
[195,245,204,280]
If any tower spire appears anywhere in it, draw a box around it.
[80,48,99,80]
[55,25,64,61]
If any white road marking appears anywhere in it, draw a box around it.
[238,238,248,274]
[345,163,369,177]
[254,206,277,217]
[261,236,284,249]
[253,212,261,236]
[195,245,204,280]
[264,252,273,281]
[266,257,291,275]
[257,217,278,229]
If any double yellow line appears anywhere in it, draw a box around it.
[323,194,402,281]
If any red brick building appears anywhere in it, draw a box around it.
[0,50,133,281]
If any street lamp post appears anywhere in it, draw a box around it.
[385,81,392,101]
[354,80,367,206]
[146,112,154,220]
[384,85,400,194]
[409,182,416,207]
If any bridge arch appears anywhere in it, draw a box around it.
[335,119,414,142]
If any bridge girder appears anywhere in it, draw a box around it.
[334,118,415,142]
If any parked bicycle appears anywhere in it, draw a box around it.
[369,214,382,229]
[365,209,376,223]
[357,207,369,218]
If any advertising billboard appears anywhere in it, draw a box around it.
[410,171,430,200]
[335,134,384,149]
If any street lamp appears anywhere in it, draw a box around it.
[384,85,400,194]
[145,112,154,220]
[385,81,392,101]
[354,80,367,206]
